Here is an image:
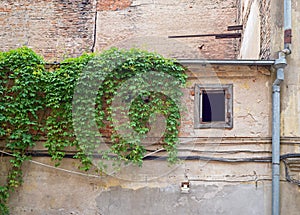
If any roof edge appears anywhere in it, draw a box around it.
[177,59,275,66]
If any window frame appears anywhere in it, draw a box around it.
[194,84,233,129]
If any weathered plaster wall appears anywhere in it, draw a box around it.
[280,0,300,139]
[1,66,299,214]
[1,156,271,215]
[180,64,272,138]
[266,0,300,149]
[1,64,287,214]
[3,154,300,215]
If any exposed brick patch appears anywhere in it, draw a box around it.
[0,8,11,12]
[259,0,271,59]
[97,0,132,11]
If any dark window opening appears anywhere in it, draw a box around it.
[194,84,233,129]
[202,90,225,122]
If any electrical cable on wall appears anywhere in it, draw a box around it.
[1,149,300,185]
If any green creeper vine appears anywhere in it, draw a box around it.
[0,47,187,214]
[0,47,45,214]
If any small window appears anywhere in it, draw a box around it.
[194,84,233,129]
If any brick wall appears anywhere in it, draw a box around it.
[96,0,239,59]
[0,0,239,60]
[0,0,95,61]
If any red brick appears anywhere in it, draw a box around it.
[97,0,132,11]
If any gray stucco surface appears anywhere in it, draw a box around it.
[96,184,265,215]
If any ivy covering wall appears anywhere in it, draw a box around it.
[0,47,187,214]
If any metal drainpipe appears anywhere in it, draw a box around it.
[272,52,286,215]
[272,0,292,215]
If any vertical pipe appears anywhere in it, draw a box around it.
[284,0,292,29]
[272,72,283,215]
[284,0,292,50]
[272,58,286,215]
[272,0,291,213]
